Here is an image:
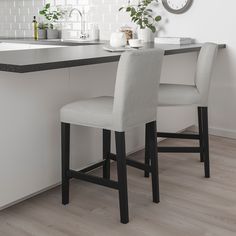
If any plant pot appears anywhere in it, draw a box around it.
[137,28,155,43]
[38,29,47,39]
[46,29,59,39]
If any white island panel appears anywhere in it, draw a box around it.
[0,53,196,209]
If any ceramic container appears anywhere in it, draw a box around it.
[138,28,155,43]
[110,32,127,48]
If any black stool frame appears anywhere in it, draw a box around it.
[61,121,159,224]
[145,106,210,178]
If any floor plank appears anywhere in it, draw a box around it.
[1,134,236,236]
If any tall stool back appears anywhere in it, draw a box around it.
[113,49,164,132]
[195,43,218,106]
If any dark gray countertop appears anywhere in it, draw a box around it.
[0,39,226,73]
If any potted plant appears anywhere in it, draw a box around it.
[119,0,162,42]
[38,22,48,39]
[39,3,66,39]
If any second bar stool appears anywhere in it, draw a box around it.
[60,49,164,223]
[145,43,218,178]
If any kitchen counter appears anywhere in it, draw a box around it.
[0,39,226,209]
[0,39,226,73]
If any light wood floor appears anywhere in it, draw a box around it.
[1,134,236,236]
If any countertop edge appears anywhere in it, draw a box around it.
[0,43,226,73]
[0,56,121,73]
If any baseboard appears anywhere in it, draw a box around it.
[0,143,160,211]
[191,124,236,140]
[126,137,166,156]
[0,183,60,211]
[209,127,236,140]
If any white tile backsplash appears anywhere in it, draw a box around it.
[0,0,132,39]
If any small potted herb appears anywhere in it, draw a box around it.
[119,0,162,42]
[38,22,48,39]
[39,3,66,39]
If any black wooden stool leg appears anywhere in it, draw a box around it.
[202,107,210,178]
[115,132,129,224]
[147,121,160,203]
[103,129,111,179]
[144,124,150,178]
[198,107,205,163]
[61,122,70,205]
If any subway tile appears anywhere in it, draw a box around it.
[0,0,132,38]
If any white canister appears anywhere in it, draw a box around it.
[90,24,100,41]
[110,32,127,48]
[137,28,155,43]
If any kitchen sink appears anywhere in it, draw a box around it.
[0,39,104,48]
[45,39,104,46]
[0,42,65,51]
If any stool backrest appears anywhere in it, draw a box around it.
[113,49,164,132]
[195,43,218,105]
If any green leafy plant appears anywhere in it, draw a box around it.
[119,0,161,33]
[39,3,66,29]
[38,22,48,30]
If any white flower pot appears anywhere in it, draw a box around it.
[137,28,155,43]
[47,29,59,39]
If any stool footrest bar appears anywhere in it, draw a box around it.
[158,147,201,153]
[157,132,200,140]
[69,170,119,190]
[80,160,106,173]
[110,153,151,172]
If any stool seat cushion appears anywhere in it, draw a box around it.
[158,84,201,106]
[61,96,114,129]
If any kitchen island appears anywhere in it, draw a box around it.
[0,40,226,209]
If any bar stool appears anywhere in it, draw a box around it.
[145,43,218,178]
[60,49,164,224]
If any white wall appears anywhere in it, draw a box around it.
[157,0,236,138]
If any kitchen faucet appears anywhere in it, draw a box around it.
[69,8,88,39]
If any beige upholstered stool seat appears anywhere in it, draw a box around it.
[61,96,113,130]
[158,84,201,106]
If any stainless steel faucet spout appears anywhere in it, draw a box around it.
[69,8,88,39]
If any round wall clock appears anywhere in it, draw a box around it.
[162,0,193,14]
